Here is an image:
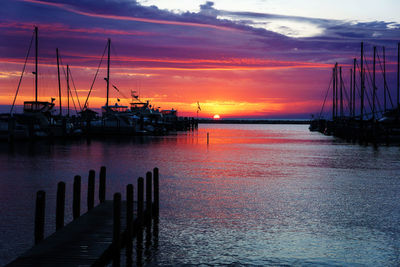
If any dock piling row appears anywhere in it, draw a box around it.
[15,165,160,266]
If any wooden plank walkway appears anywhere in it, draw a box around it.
[7,201,128,266]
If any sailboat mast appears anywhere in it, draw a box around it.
[335,63,338,118]
[56,48,62,116]
[383,46,386,112]
[35,26,38,102]
[397,42,399,109]
[106,38,111,107]
[350,68,352,117]
[353,58,356,118]
[332,67,335,120]
[360,42,364,121]
[67,65,70,117]
[340,66,343,118]
[373,46,376,120]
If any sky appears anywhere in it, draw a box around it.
[0,0,399,118]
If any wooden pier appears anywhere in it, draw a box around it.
[6,166,159,266]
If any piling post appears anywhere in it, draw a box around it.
[126,184,134,238]
[35,190,46,244]
[87,170,95,210]
[146,172,152,224]
[137,177,144,223]
[153,167,159,217]
[56,182,65,231]
[73,175,81,220]
[207,132,209,144]
[113,193,121,266]
[126,184,134,266]
[99,166,106,203]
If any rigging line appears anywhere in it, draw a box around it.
[83,42,108,110]
[59,55,82,112]
[376,52,394,108]
[10,30,35,115]
[354,76,361,119]
[68,68,82,111]
[341,77,351,113]
[318,74,332,119]
[59,54,79,113]
[110,42,133,106]
[364,59,383,116]
[58,54,69,107]
[112,84,130,100]
[69,84,78,114]
[359,61,374,116]
[356,62,373,117]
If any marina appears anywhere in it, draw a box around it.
[1,1,400,266]
[1,27,197,142]
[310,42,400,145]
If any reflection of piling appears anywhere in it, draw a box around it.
[87,170,95,210]
[153,168,159,217]
[73,175,81,220]
[99,166,106,203]
[146,172,152,225]
[34,190,45,244]
[56,182,65,230]
[137,177,144,223]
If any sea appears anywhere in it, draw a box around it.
[1,124,400,266]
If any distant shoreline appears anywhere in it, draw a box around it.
[198,119,310,124]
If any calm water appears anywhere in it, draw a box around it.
[1,124,400,266]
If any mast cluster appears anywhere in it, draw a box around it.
[329,42,400,122]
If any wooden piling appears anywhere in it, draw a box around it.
[137,177,144,222]
[113,193,121,266]
[126,184,134,237]
[11,166,163,266]
[99,166,106,203]
[207,132,209,144]
[153,167,159,217]
[56,182,65,231]
[34,190,45,244]
[146,172,152,224]
[88,170,95,210]
[73,175,81,220]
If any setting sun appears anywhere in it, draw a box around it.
[213,114,221,119]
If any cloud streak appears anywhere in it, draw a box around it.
[0,0,399,118]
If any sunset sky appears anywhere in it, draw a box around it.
[0,0,399,118]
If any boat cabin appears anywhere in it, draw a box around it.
[23,101,55,113]
[102,103,129,114]
[161,109,177,117]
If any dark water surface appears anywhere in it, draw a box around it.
[1,124,400,266]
